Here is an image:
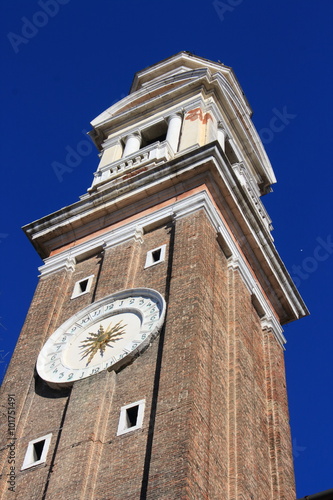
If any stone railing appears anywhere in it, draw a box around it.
[90,141,173,189]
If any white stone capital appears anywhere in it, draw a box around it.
[39,255,76,278]
[166,111,183,123]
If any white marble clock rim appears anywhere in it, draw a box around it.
[36,288,166,388]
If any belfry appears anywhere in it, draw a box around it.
[0,52,308,499]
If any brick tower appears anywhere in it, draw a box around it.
[0,52,308,499]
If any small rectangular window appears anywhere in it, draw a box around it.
[152,249,161,262]
[21,433,52,470]
[71,275,94,299]
[33,440,45,462]
[126,405,139,428]
[144,244,166,269]
[117,400,145,436]
[79,279,88,293]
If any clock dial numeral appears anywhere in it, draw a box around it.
[118,346,130,360]
[47,359,61,371]
[69,324,82,334]
[64,326,76,342]
[104,302,115,312]
[142,320,155,330]
[91,308,102,319]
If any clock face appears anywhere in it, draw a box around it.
[37,288,166,388]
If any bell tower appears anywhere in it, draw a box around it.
[0,52,308,499]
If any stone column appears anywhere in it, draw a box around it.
[217,122,227,152]
[123,132,141,157]
[166,112,183,152]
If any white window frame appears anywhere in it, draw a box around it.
[71,275,94,299]
[21,433,52,470]
[144,244,166,269]
[117,399,145,436]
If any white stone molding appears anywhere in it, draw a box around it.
[227,255,255,294]
[39,225,146,277]
[261,315,285,340]
[101,136,123,150]
[103,225,146,251]
[182,97,208,115]
[38,255,76,278]
[134,226,144,244]
[232,162,273,235]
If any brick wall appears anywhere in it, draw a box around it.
[0,210,295,499]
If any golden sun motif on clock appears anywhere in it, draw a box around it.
[79,320,126,365]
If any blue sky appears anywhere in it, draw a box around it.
[1,0,332,496]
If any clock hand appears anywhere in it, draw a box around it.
[79,320,126,365]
